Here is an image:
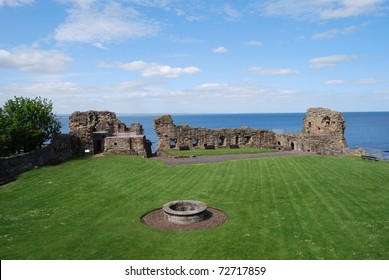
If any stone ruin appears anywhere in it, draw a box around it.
[69,111,152,157]
[1,107,352,186]
[154,115,277,151]
[154,108,349,156]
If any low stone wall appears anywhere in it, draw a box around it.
[0,134,80,186]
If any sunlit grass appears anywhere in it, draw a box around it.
[1,155,388,259]
[163,148,278,156]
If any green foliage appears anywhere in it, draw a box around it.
[0,96,61,156]
[1,155,388,259]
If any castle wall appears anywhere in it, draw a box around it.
[154,108,349,155]
[0,134,80,185]
[69,111,151,157]
[154,115,277,151]
[104,135,150,157]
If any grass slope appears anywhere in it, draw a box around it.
[0,155,388,260]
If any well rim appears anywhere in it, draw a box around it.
[163,200,207,216]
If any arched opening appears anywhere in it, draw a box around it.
[192,139,199,147]
[218,136,225,146]
[291,142,295,150]
[169,139,177,149]
[243,135,251,143]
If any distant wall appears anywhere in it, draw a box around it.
[154,115,277,151]
[0,134,80,186]
[154,108,350,156]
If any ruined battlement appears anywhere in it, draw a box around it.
[154,115,277,151]
[154,108,349,156]
[303,108,346,135]
[69,111,151,157]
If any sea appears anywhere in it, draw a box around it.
[58,112,389,160]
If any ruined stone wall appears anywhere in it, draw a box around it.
[273,108,349,155]
[0,134,80,185]
[69,111,127,154]
[104,135,151,157]
[300,108,348,155]
[154,108,349,156]
[69,110,151,156]
[154,115,277,151]
[303,108,345,135]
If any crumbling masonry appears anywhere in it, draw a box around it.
[69,111,152,157]
[154,108,349,155]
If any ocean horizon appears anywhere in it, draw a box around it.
[58,111,389,160]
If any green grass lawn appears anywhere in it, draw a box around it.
[1,155,388,260]
[163,147,278,156]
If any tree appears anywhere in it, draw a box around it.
[0,96,62,156]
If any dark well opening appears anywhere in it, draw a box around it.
[169,202,197,212]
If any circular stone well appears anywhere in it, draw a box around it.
[163,200,207,224]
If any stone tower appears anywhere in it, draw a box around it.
[303,108,346,136]
[299,108,348,155]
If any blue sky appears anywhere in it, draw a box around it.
[1,0,389,113]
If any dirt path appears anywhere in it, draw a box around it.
[153,151,317,165]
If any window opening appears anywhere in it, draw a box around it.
[192,139,199,147]
[170,139,177,149]
[243,135,251,143]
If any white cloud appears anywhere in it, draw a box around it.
[106,60,201,78]
[312,25,363,40]
[192,82,265,100]
[195,83,230,91]
[325,80,346,85]
[321,0,386,19]
[0,0,33,6]
[354,78,387,85]
[374,90,389,94]
[308,55,358,68]
[249,66,299,75]
[142,65,200,78]
[213,46,228,53]
[0,47,72,73]
[168,35,205,44]
[257,0,387,20]
[54,1,159,44]
[223,4,241,19]
[246,40,263,47]
[325,78,387,85]
[116,61,149,71]
[92,42,108,50]
[127,0,171,9]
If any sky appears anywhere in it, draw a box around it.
[1,0,389,114]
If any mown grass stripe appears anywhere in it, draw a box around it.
[1,155,389,259]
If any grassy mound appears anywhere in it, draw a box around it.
[1,155,388,259]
